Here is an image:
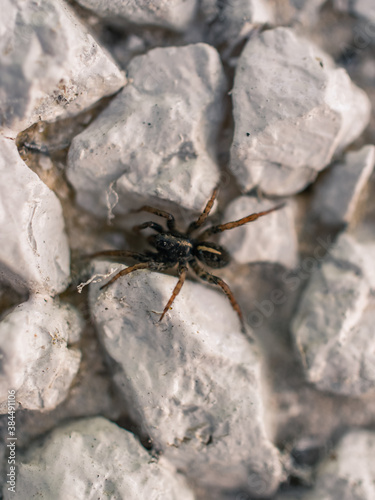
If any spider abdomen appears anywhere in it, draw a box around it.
[149,233,194,262]
[194,242,230,269]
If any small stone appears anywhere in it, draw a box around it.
[276,430,375,500]
[312,145,375,227]
[291,232,375,396]
[0,138,70,295]
[67,43,225,218]
[2,417,195,500]
[88,260,282,498]
[204,0,273,62]
[351,224,375,289]
[334,0,375,25]
[0,0,126,134]
[111,34,147,69]
[285,0,327,25]
[0,296,82,413]
[312,430,375,500]
[76,0,198,32]
[230,27,371,196]
[219,196,298,269]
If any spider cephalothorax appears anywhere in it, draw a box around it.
[89,187,284,331]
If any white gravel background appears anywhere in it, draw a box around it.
[1,1,375,499]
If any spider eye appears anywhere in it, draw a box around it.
[195,243,230,269]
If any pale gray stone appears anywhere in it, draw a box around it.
[219,196,298,269]
[288,0,327,24]
[334,0,375,25]
[351,223,375,289]
[276,430,375,500]
[88,260,283,498]
[312,145,375,226]
[111,34,147,69]
[0,296,82,413]
[67,44,225,218]
[0,138,70,295]
[230,27,371,196]
[204,0,273,62]
[76,0,198,32]
[0,0,125,135]
[292,232,375,396]
[3,417,195,500]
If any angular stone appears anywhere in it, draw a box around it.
[0,138,70,295]
[292,232,375,396]
[283,0,327,25]
[0,0,125,134]
[3,417,194,500]
[67,44,225,218]
[312,145,375,227]
[88,260,282,498]
[76,0,198,32]
[230,27,371,196]
[219,196,298,268]
[0,296,82,413]
[204,0,273,61]
[334,0,375,24]
[276,430,375,500]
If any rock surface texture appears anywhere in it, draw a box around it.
[312,145,375,227]
[276,430,375,500]
[89,260,283,498]
[204,0,273,62]
[230,27,371,196]
[0,138,70,295]
[219,196,298,268]
[2,417,195,500]
[1,2,375,499]
[334,0,375,24]
[0,0,125,135]
[0,296,82,413]
[76,0,198,32]
[67,43,226,219]
[292,232,375,396]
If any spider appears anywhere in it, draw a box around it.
[89,187,284,332]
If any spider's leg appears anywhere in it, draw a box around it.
[159,263,188,322]
[133,206,176,231]
[190,259,245,332]
[187,186,219,234]
[199,203,285,238]
[100,261,154,290]
[83,250,150,262]
[132,221,164,233]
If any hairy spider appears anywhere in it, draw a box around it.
[89,188,284,331]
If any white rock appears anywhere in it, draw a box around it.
[0,295,82,413]
[312,430,375,499]
[334,0,375,25]
[276,430,375,500]
[230,27,371,196]
[3,417,195,500]
[111,34,147,69]
[67,44,225,218]
[0,138,70,295]
[219,196,298,268]
[292,232,375,396]
[286,0,327,25]
[0,0,125,135]
[204,0,273,61]
[351,223,375,289]
[76,0,198,32]
[88,260,282,498]
[312,145,375,226]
